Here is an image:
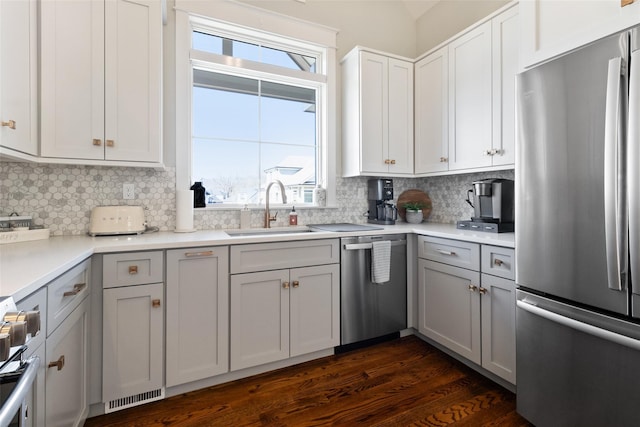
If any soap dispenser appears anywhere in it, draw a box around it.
[289,206,298,226]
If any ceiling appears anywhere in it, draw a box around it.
[399,0,441,20]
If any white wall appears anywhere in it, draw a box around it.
[416,0,509,55]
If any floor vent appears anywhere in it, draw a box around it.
[105,388,165,414]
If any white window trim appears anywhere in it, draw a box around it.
[175,0,338,208]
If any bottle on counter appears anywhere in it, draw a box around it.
[240,205,251,229]
[289,206,298,226]
[190,182,206,208]
[313,184,326,207]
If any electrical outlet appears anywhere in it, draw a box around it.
[123,183,135,200]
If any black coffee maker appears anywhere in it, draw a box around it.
[457,178,514,233]
[367,179,397,225]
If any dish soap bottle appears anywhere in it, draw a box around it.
[313,184,326,207]
[190,182,206,208]
[289,206,298,226]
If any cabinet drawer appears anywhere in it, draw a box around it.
[418,236,480,270]
[103,251,163,288]
[231,239,339,274]
[16,287,47,357]
[481,245,515,280]
[47,259,90,336]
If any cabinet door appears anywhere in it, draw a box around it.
[166,247,229,386]
[103,283,163,403]
[359,51,388,174]
[491,5,518,167]
[387,58,414,174]
[230,270,290,371]
[0,0,37,155]
[45,297,89,427]
[414,47,449,174]
[104,0,161,162]
[480,273,516,384]
[418,259,481,364]
[520,0,640,69]
[448,21,492,171]
[40,0,105,160]
[290,264,340,357]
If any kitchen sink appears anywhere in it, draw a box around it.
[224,226,313,237]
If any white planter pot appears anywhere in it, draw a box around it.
[405,209,423,224]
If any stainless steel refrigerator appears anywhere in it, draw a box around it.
[516,27,640,426]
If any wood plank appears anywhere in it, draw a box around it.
[85,336,532,426]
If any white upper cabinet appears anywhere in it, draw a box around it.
[414,4,518,176]
[521,0,640,69]
[0,0,38,157]
[342,48,414,177]
[491,5,519,167]
[40,0,162,165]
[414,46,449,175]
[447,21,493,171]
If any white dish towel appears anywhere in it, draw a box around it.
[371,240,391,284]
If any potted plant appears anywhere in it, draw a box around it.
[403,201,425,224]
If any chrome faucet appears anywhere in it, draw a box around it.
[264,180,288,228]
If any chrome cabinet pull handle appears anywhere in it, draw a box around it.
[185,251,214,257]
[48,355,65,371]
[436,249,456,256]
[494,258,504,266]
[63,283,86,297]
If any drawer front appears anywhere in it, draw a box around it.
[418,236,480,271]
[47,258,90,336]
[231,239,339,274]
[103,251,163,288]
[481,245,515,280]
[16,287,47,357]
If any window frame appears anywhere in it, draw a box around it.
[175,2,337,209]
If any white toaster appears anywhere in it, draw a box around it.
[89,206,147,236]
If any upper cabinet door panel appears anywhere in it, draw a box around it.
[521,0,640,69]
[414,46,449,174]
[40,0,105,160]
[448,21,492,171]
[0,0,37,155]
[359,51,388,174]
[105,0,162,162]
[491,4,518,167]
[387,58,414,174]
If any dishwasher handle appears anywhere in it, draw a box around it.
[343,240,406,251]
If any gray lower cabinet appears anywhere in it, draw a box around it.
[229,239,340,372]
[102,251,164,412]
[165,246,229,387]
[45,297,90,427]
[417,236,515,384]
[44,259,91,427]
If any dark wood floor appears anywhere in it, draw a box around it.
[85,335,532,426]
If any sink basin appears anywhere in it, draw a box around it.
[224,227,313,237]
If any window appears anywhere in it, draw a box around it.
[176,8,336,208]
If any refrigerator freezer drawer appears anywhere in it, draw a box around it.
[516,290,640,426]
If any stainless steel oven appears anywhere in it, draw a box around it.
[0,297,41,427]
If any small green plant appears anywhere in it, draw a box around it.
[402,201,425,211]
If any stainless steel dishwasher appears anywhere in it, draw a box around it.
[340,234,407,349]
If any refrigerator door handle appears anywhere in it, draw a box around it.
[517,300,640,351]
[629,49,639,295]
[603,56,628,291]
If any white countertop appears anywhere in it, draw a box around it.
[0,223,514,302]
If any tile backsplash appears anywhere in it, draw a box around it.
[0,161,513,236]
